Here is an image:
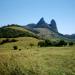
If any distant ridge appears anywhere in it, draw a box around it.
[0,18,75,41]
[35,17,50,28]
[50,19,58,32]
[25,17,58,33]
[25,17,75,41]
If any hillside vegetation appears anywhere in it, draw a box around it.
[0,37,39,50]
[0,24,75,75]
[0,47,75,75]
[0,25,38,39]
[0,35,75,75]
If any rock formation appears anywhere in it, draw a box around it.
[50,19,58,32]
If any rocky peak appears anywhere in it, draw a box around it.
[35,17,49,28]
[37,17,46,25]
[50,19,58,32]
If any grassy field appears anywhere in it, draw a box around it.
[0,37,75,75]
[0,37,39,50]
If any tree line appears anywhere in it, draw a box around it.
[38,39,74,47]
[0,39,17,45]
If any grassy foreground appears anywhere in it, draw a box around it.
[0,46,75,75]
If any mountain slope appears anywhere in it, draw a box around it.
[0,18,75,41]
[0,25,38,38]
[64,34,75,40]
[50,19,58,32]
[25,18,70,40]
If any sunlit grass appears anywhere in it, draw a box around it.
[0,46,75,75]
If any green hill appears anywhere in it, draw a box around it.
[0,37,39,51]
[0,25,38,39]
[0,25,75,75]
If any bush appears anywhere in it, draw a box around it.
[51,41,58,46]
[29,43,34,47]
[57,40,67,47]
[13,46,18,50]
[38,41,45,47]
[0,39,17,45]
[19,49,21,51]
[38,39,67,47]
[11,39,17,42]
[44,40,52,47]
[0,38,10,44]
[64,42,67,46]
[38,40,52,47]
[69,42,73,46]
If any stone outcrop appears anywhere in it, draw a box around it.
[50,19,58,32]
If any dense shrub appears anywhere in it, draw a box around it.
[57,40,67,46]
[44,40,52,47]
[19,49,21,51]
[69,42,73,46]
[38,40,52,47]
[38,41,45,47]
[29,43,34,47]
[11,39,17,42]
[0,39,10,44]
[0,39,17,45]
[0,26,40,39]
[64,42,67,46]
[38,39,68,47]
[51,41,58,46]
[13,46,18,50]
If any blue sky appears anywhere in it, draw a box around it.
[0,0,75,34]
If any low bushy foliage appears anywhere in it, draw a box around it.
[38,39,68,47]
[0,26,39,39]
[69,42,73,46]
[0,39,17,45]
[56,40,67,47]
[11,39,17,42]
[13,46,18,50]
[19,49,21,51]
[29,43,34,47]
[44,40,52,47]
[38,41,45,47]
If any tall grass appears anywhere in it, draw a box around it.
[0,47,75,75]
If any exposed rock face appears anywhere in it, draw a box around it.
[35,17,50,28]
[25,23,36,29]
[25,18,58,33]
[50,19,58,32]
[25,17,75,40]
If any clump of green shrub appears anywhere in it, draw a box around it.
[38,39,68,47]
[13,46,18,50]
[38,40,52,47]
[55,40,67,47]
[29,43,34,47]
[69,42,74,46]
[19,49,21,51]
[38,41,45,47]
[0,39,17,45]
